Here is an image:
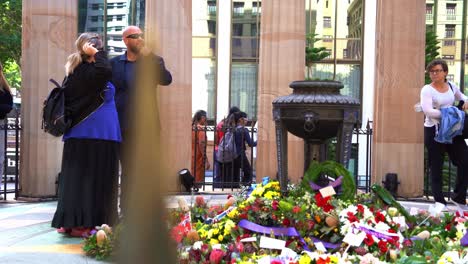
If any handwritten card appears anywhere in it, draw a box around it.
[314,241,327,252]
[319,186,336,198]
[259,236,286,250]
[343,231,365,247]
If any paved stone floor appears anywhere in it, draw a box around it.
[0,194,463,264]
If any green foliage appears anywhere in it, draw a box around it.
[82,224,123,261]
[0,0,22,89]
[301,160,356,201]
[305,33,331,80]
[2,60,21,89]
[0,0,21,66]
[371,184,416,224]
[425,30,440,84]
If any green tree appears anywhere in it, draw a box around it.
[425,30,440,84]
[0,0,22,89]
[305,33,330,80]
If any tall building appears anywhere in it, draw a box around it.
[78,0,144,57]
[426,0,468,89]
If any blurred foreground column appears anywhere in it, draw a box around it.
[117,0,190,262]
[256,0,305,183]
[20,1,77,198]
[372,0,425,197]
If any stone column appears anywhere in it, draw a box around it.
[372,0,425,197]
[145,0,192,192]
[20,0,77,198]
[257,1,305,183]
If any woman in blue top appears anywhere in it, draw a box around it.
[51,33,121,237]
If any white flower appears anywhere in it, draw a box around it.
[193,241,203,250]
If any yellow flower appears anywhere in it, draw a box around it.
[213,228,219,235]
[210,238,219,245]
[199,229,207,239]
[251,186,265,197]
[263,191,280,200]
[207,229,213,238]
[228,208,239,218]
[330,255,339,263]
[218,234,224,241]
[299,254,312,264]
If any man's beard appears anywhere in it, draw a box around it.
[128,44,142,55]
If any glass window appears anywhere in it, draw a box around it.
[230,63,258,119]
[444,25,456,46]
[252,2,261,14]
[305,0,363,103]
[193,0,217,119]
[426,4,433,20]
[324,16,332,28]
[447,3,456,20]
[323,35,333,42]
[233,2,245,16]
[233,23,243,36]
[78,0,145,57]
[192,59,217,119]
[208,0,217,15]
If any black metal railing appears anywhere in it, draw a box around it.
[190,120,258,192]
[187,119,375,194]
[0,109,21,201]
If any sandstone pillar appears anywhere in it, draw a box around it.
[372,0,425,197]
[20,0,77,198]
[257,0,305,183]
[146,0,192,192]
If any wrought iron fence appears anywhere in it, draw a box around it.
[187,120,374,194]
[0,109,21,200]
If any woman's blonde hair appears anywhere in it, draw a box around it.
[65,32,103,75]
[0,62,11,93]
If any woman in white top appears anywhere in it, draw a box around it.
[421,59,468,206]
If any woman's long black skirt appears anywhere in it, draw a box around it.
[51,138,119,228]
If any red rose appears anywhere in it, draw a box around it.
[292,205,301,213]
[357,204,364,214]
[364,234,374,246]
[272,200,279,210]
[347,212,358,223]
[375,211,386,223]
[378,240,388,253]
[209,249,225,264]
[282,218,291,226]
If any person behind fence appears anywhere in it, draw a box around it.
[233,111,257,186]
[51,33,121,237]
[214,106,240,187]
[420,59,468,209]
[192,110,210,189]
[0,62,13,186]
[110,25,172,214]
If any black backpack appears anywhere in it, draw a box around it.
[41,78,71,137]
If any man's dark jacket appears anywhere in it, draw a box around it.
[110,52,172,133]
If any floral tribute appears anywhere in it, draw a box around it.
[166,161,468,263]
[81,161,468,263]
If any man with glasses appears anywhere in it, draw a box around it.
[110,25,172,216]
